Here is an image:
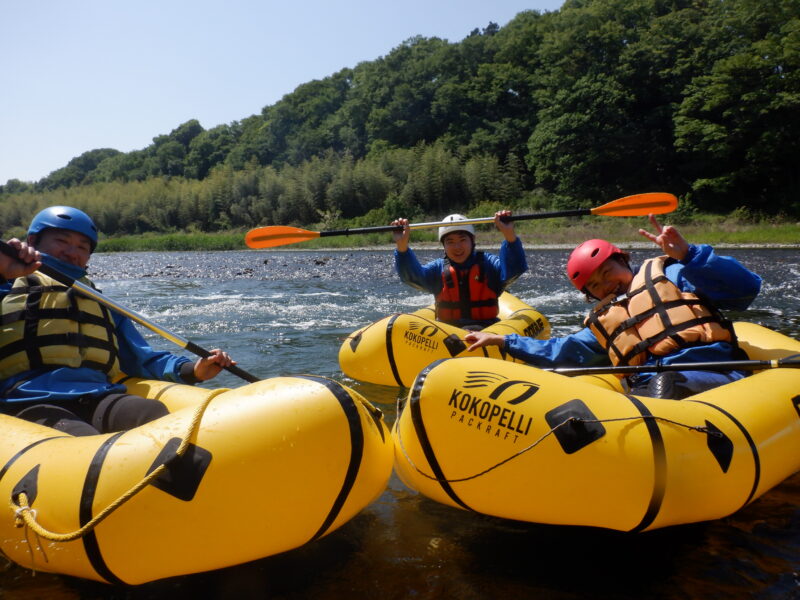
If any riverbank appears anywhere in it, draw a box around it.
[95,216,800,252]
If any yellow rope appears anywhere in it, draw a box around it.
[10,391,215,543]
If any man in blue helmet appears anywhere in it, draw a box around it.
[0,206,235,435]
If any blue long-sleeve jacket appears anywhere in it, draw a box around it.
[504,244,762,371]
[0,254,192,404]
[394,238,528,325]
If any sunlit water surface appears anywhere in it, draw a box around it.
[2,248,798,599]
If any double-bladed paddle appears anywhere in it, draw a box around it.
[245,192,679,249]
[546,355,800,377]
[0,240,261,383]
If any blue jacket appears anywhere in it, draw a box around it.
[0,254,192,404]
[394,238,528,326]
[504,244,762,374]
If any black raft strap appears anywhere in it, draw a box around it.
[3,283,69,295]
[468,298,499,308]
[0,332,119,368]
[619,316,722,365]
[474,252,486,283]
[456,270,471,320]
[458,253,488,320]
[442,258,455,289]
[584,295,624,362]
[3,307,113,327]
[612,262,673,366]
[23,275,44,369]
[92,297,120,373]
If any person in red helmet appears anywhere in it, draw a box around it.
[391,211,527,329]
[465,215,762,399]
[0,206,236,435]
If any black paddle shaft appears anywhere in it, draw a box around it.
[0,240,261,383]
[548,356,800,376]
[318,209,591,237]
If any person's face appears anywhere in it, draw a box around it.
[29,228,92,269]
[584,256,633,299]
[442,232,473,264]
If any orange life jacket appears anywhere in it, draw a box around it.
[435,253,499,323]
[584,256,735,368]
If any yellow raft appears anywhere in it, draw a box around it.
[0,375,393,584]
[393,322,800,531]
[339,292,551,387]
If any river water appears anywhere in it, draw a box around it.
[1,247,798,599]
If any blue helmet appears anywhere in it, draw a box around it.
[28,206,98,251]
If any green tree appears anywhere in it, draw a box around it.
[528,73,635,202]
[169,119,204,147]
[675,0,800,212]
[154,141,186,177]
[400,142,466,215]
[185,123,241,179]
[0,179,34,194]
[40,148,121,189]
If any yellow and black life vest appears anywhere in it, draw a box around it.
[435,253,499,323]
[584,256,735,368]
[0,271,121,379]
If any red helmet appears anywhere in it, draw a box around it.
[566,239,624,291]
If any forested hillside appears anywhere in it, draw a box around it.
[2,0,798,239]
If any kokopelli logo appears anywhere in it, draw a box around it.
[448,371,538,442]
[522,317,546,338]
[463,371,540,405]
[404,321,441,350]
[408,321,440,337]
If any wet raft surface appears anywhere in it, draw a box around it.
[2,247,798,598]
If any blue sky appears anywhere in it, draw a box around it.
[0,1,564,185]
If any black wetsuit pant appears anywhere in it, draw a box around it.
[7,393,169,436]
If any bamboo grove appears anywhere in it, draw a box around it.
[2,0,798,239]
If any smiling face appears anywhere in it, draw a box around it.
[442,231,474,264]
[584,256,633,300]
[29,228,92,269]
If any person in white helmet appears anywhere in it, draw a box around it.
[390,210,527,329]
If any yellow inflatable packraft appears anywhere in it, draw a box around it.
[339,292,551,387]
[0,375,393,584]
[393,322,800,531]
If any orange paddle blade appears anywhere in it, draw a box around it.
[245,226,321,249]
[590,193,678,217]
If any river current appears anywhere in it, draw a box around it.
[1,247,798,599]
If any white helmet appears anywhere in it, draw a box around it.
[438,214,475,242]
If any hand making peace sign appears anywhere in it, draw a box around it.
[638,214,689,261]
